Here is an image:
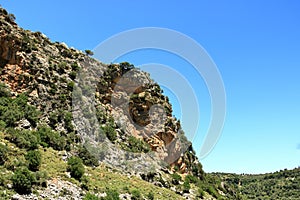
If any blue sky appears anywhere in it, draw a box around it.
[2,1,300,174]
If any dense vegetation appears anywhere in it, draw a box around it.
[211,167,300,200]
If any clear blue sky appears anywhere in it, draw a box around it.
[2,1,300,174]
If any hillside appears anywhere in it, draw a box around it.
[0,6,240,200]
[210,167,300,200]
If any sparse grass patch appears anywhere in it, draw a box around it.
[39,147,67,178]
[85,165,184,200]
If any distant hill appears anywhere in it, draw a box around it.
[210,167,300,199]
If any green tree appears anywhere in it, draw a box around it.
[85,50,94,56]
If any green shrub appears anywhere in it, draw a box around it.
[0,143,8,165]
[171,173,182,185]
[192,163,205,179]
[67,156,84,180]
[78,146,99,167]
[84,193,99,200]
[185,174,198,184]
[96,108,107,124]
[125,136,151,153]
[0,102,24,127]
[102,189,120,200]
[71,62,80,72]
[131,189,142,200]
[197,188,205,198]
[182,181,191,193]
[64,112,74,132]
[35,171,48,187]
[147,191,154,200]
[80,175,89,190]
[206,186,219,198]
[67,81,75,91]
[0,93,39,127]
[49,111,59,128]
[25,150,41,171]
[23,104,40,127]
[57,62,67,74]
[0,83,11,97]
[6,129,39,150]
[65,131,81,151]
[119,62,134,72]
[101,124,117,142]
[37,126,66,150]
[0,120,6,131]
[12,167,36,194]
[69,71,77,80]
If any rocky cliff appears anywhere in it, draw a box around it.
[0,7,237,200]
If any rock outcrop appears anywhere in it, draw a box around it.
[0,6,229,200]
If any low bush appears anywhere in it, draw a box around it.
[64,111,74,132]
[35,170,48,187]
[101,124,117,142]
[171,173,182,185]
[102,189,120,200]
[147,191,154,200]
[78,145,99,167]
[25,150,41,171]
[84,193,99,200]
[67,156,84,180]
[185,174,198,184]
[12,167,36,194]
[6,129,39,150]
[37,126,66,150]
[182,181,191,193]
[131,189,142,200]
[0,143,8,165]
[0,83,11,97]
[0,93,39,127]
[126,136,151,153]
